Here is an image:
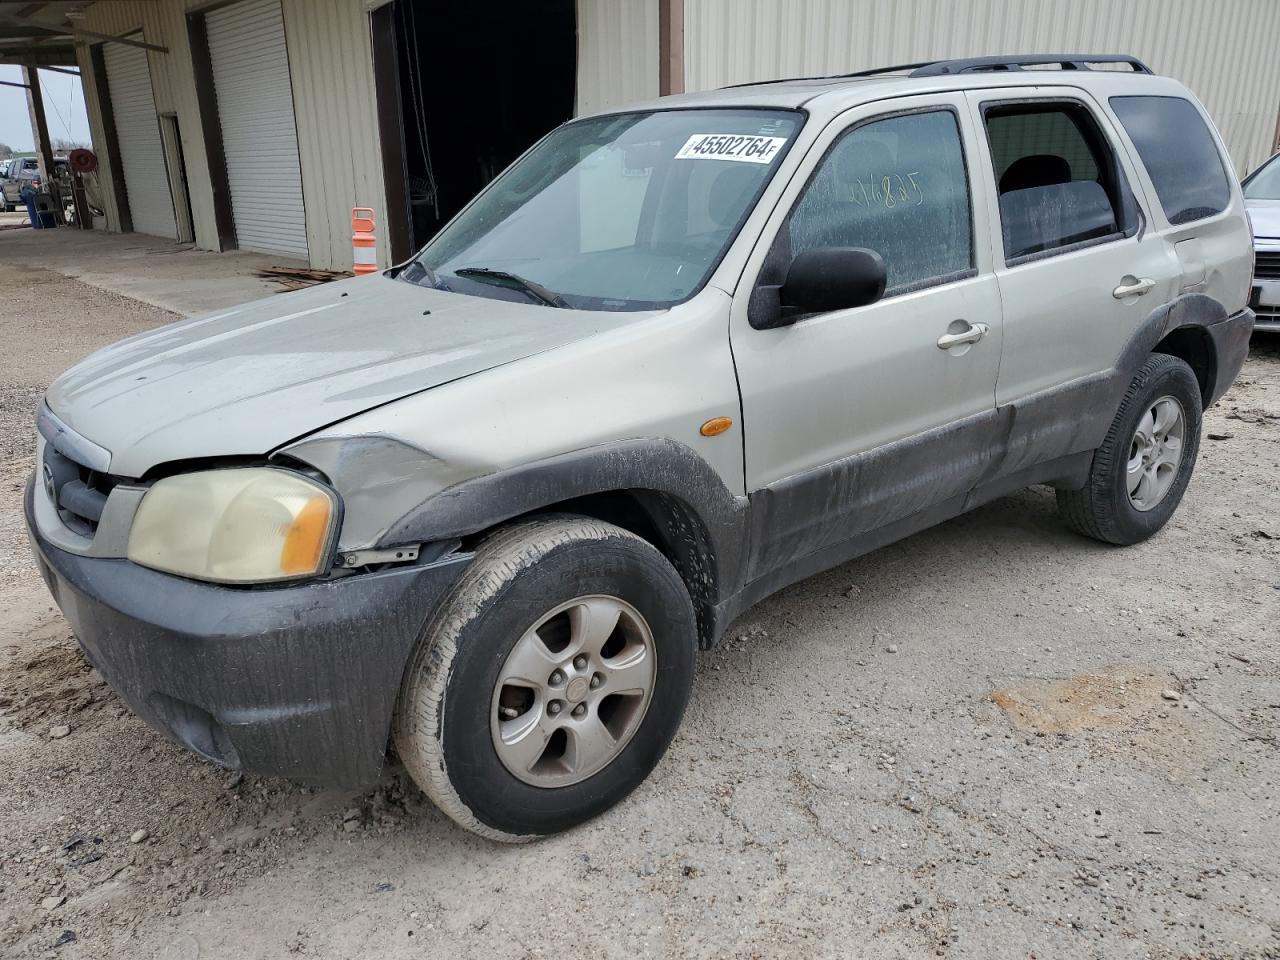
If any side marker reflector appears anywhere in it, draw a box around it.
[700,417,734,437]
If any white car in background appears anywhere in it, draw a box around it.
[1244,151,1280,331]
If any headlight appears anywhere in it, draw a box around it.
[127,468,339,584]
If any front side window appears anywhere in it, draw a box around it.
[985,101,1131,261]
[410,108,802,311]
[1111,95,1231,224]
[1243,153,1280,202]
[779,109,974,294]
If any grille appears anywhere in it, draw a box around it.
[42,443,119,537]
[1256,251,1280,280]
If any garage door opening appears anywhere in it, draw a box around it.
[371,0,577,261]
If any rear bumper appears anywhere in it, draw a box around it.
[24,477,469,791]
[1205,308,1256,406]
[1249,294,1280,332]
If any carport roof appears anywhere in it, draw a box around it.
[0,1,116,68]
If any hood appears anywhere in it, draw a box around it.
[1246,198,1280,239]
[46,274,651,478]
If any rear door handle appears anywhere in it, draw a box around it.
[936,321,989,350]
[1112,277,1155,299]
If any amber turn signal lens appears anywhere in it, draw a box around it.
[280,494,334,575]
[700,416,734,437]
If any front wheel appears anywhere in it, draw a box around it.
[394,516,697,841]
[1057,353,1203,545]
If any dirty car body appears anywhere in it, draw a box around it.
[25,55,1255,837]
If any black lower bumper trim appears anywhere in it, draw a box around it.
[25,478,469,790]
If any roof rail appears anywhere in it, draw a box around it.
[838,61,939,79]
[910,54,1153,77]
[716,54,1153,92]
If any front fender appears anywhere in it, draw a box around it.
[285,434,751,646]
[384,438,750,636]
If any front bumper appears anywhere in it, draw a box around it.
[1250,283,1280,332]
[24,478,469,790]
[1252,239,1280,332]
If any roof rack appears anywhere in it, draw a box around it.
[717,53,1153,92]
[909,54,1153,77]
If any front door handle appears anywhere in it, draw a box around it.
[936,321,989,350]
[1112,276,1155,299]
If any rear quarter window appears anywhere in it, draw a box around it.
[1109,95,1231,225]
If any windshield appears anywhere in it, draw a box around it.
[411,108,803,310]
[1244,154,1280,201]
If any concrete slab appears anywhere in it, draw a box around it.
[0,224,317,316]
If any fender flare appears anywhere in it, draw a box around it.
[1117,292,1251,407]
[380,438,751,647]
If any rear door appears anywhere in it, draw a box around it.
[731,94,1003,575]
[964,87,1179,408]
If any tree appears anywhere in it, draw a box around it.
[0,143,13,160]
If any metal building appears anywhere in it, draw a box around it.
[1,0,1277,274]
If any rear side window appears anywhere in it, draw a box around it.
[784,109,974,293]
[984,101,1132,262]
[1110,96,1231,225]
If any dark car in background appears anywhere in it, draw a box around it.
[1245,152,1280,332]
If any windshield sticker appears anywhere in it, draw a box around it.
[675,134,788,164]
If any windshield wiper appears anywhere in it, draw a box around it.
[398,260,450,291]
[453,266,569,308]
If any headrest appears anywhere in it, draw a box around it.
[835,139,895,184]
[999,154,1072,194]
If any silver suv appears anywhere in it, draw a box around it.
[25,55,1255,840]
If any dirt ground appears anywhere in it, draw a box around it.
[1,252,1277,960]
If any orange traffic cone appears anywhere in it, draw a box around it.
[352,207,377,275]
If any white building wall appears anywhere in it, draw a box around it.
[279,0,387,271]
[576,0,660,116]
[74,0,388,270]
[684,0,1280,174]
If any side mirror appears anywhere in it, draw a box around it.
[749,246,887,329]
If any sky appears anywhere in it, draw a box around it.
[0,64,92,152]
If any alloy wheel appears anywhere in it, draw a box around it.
[1126,395,1186,512]
[490,595,657,787]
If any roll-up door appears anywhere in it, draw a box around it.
[103,40,178,239]
[206,0,308,258]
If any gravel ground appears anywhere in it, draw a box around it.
[0,257,1277,960]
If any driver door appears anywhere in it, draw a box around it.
[730,94,1004,577]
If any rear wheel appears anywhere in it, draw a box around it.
[394,516,697,841]
[1057,353,1202,545]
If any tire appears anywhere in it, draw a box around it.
[394,515,697,841]
[1057,353,1203,545]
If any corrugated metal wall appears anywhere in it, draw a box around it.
[279,0,386,270]
[75,0,388,270]
[684,0,1280,174]
[576,0,660,116]
[75,1,208,244]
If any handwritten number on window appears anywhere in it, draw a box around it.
[850,172,924,209]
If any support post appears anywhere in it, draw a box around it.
[24,65,59,213]
[658,0,684,96]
